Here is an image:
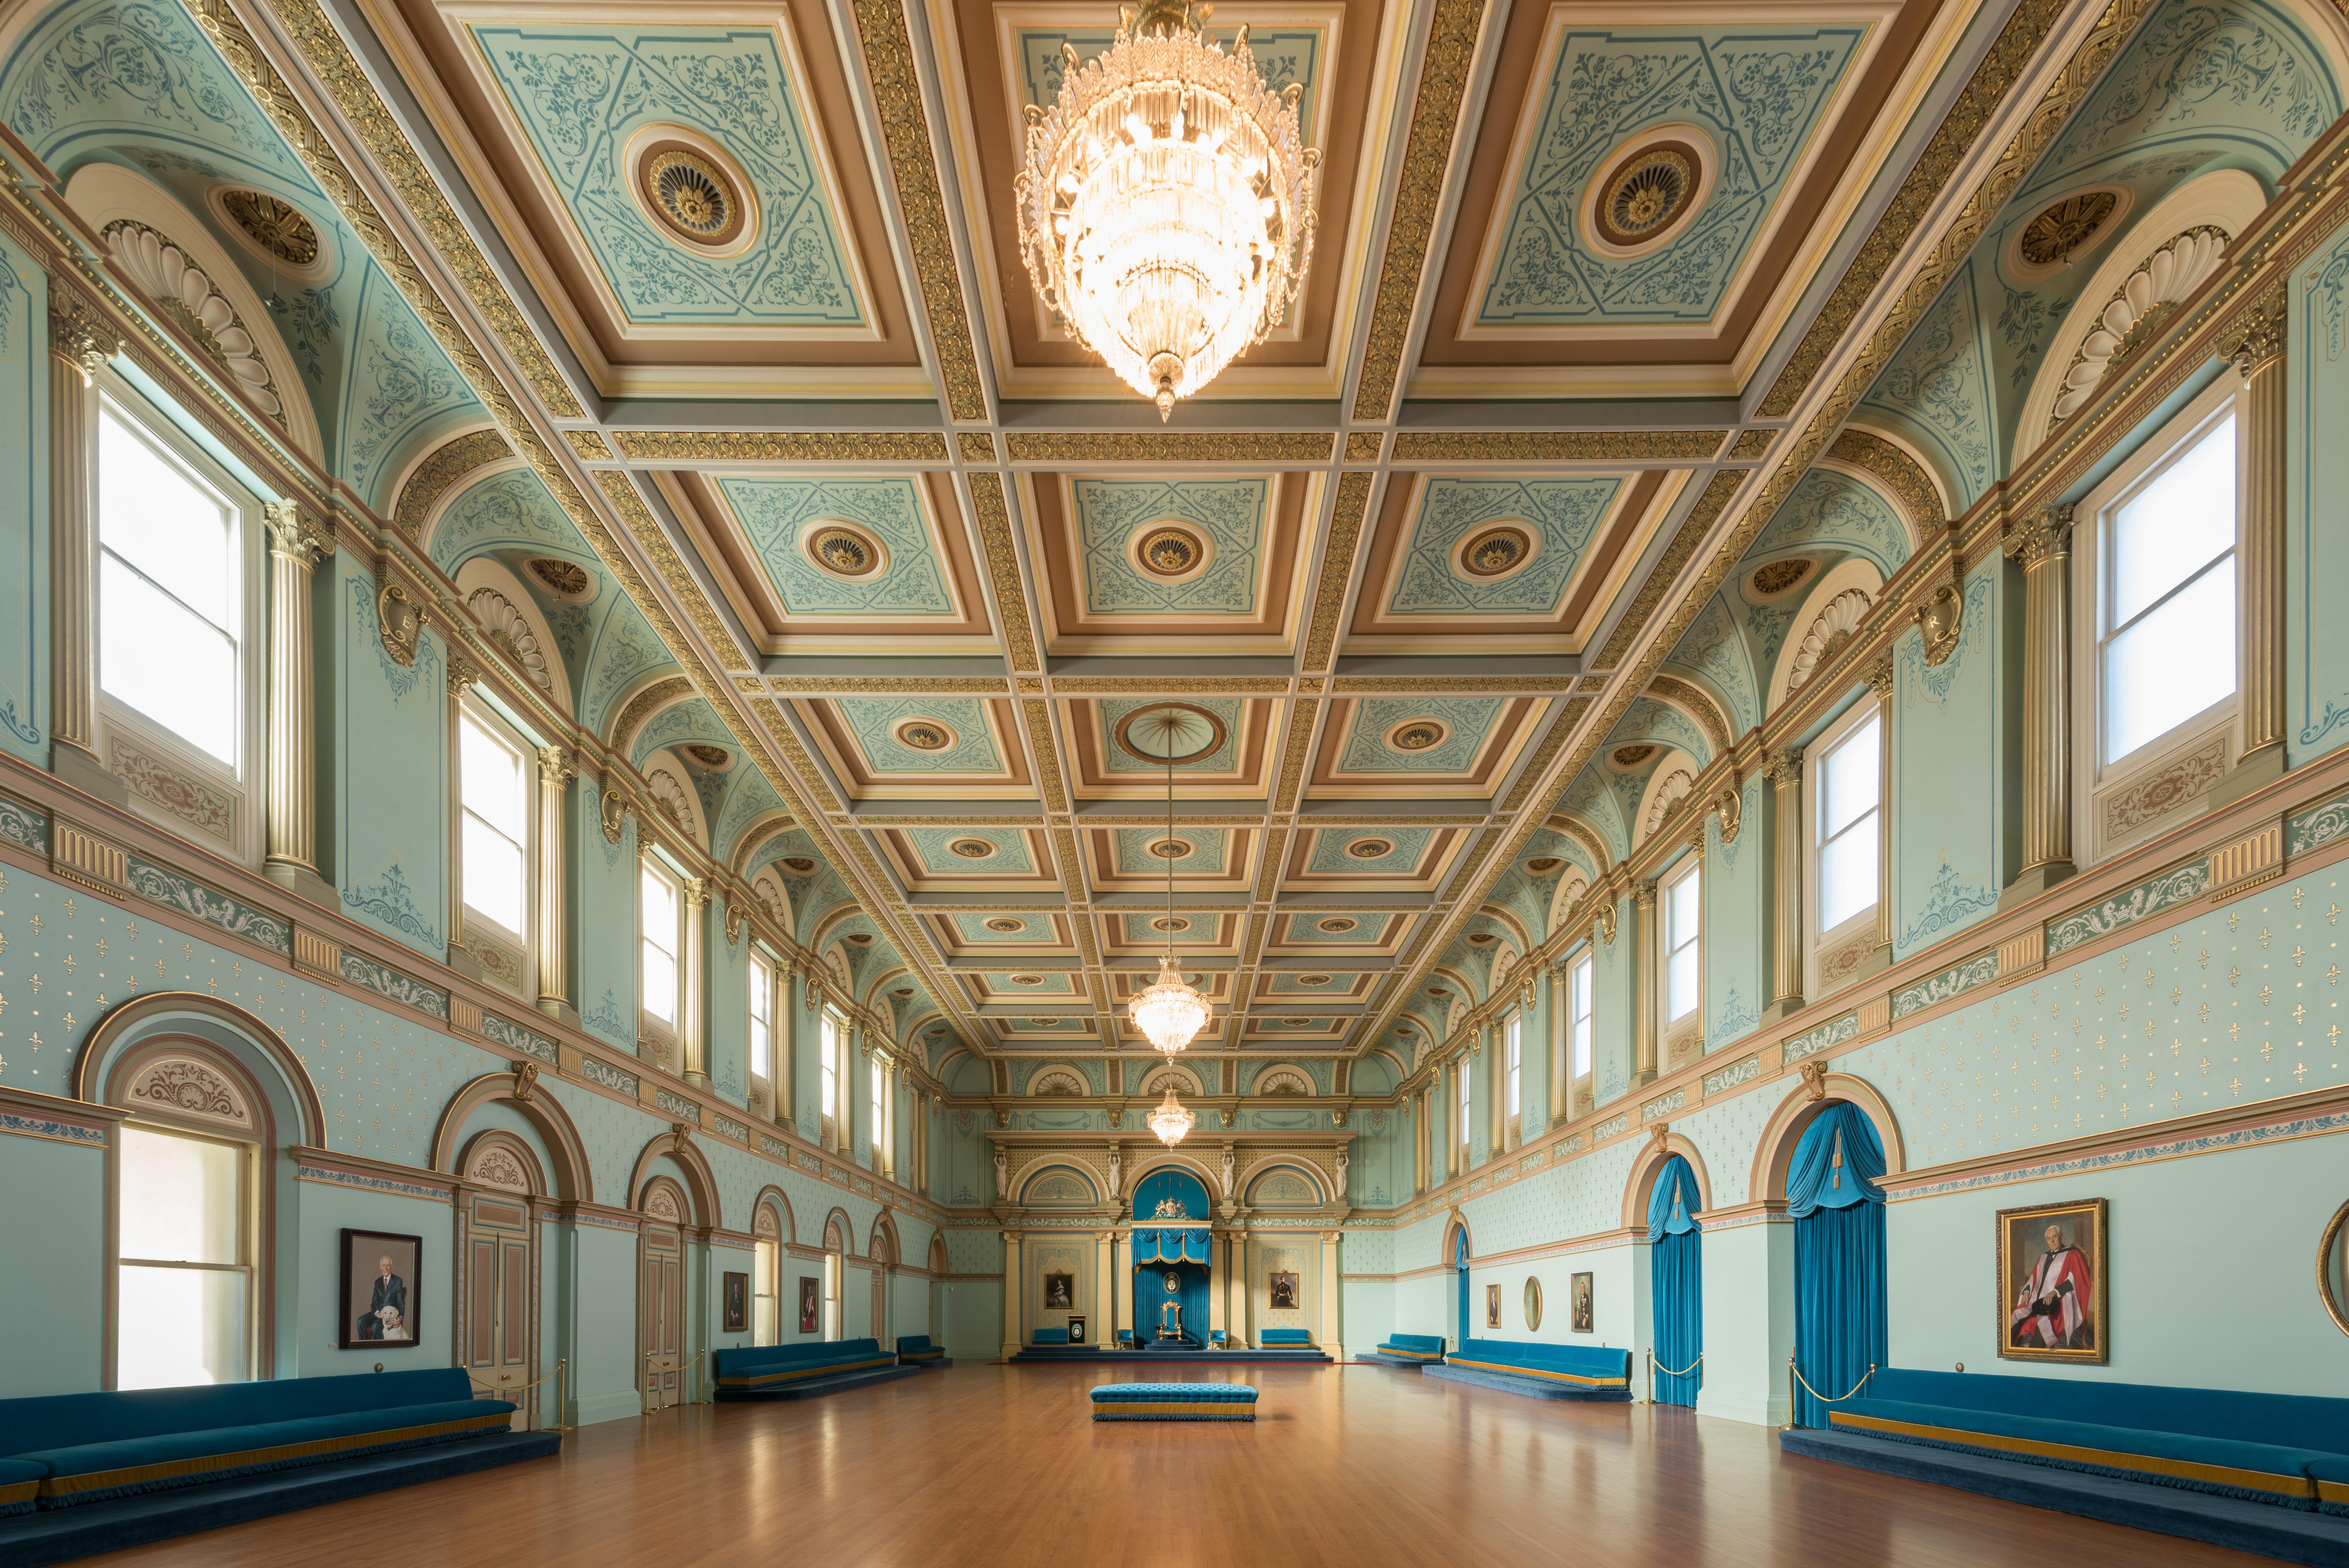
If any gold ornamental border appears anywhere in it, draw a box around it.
[614,430,953,464]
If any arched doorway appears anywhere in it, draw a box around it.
[1645,1154,1702,1408]
[1788,1102,1888,1426]
[1444,1219,1471,1349]
[870,1218,898,1346]
[456,1132,543,1426]
[640,1178,689,1411]
[928,1233,948,1339]
[1131,1167,1213,1346]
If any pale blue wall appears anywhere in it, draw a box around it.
[2291,217,2349,766]
[0,1134,101,1395]
[0,236,46,765]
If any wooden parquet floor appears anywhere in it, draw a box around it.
[80,1365,2276,1567]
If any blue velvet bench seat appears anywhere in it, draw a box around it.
[713,1339,914,1400]
[1090,1383,1257,1421]
[0,1459,46,1517]
[896,1336,949,1368]
[1032,1328,1075,1346]
[1260,1329,1312,1347]
[1819,1370,2349,1508]
[0,1370,517,1509]
[1422,1341,1633,1402]
[1363,1334,1445,1368]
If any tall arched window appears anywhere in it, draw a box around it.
[822,1219,845,1342]
[753,1204,782,1346]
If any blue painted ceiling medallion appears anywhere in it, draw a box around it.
[1344,836,1393,859]
[1316,917,1356,934]
[1147,836,1194,861]
[1591,139,1702,251]
[805,521,887,579]
[1115,700,1226,765]
[1455,523,1535,580]
[986,917,1029,933]
[1152,915,1190,932]
[1133,521,1212,581]
[637,138,750,250]
[1386,717,1447,752]
[892,716,956,752]
[946,836,996,859]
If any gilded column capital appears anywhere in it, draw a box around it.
[2002,503,2075,569]
[1634,877,1657,910]
[1762,747,1804,788]
[446,651,479,695]
[1864,652,1895,699]
[2228,280,2287,378]
[683,875,711,911]
[49,296,119,384]
[536,744,577,786]
[263,500,330,567]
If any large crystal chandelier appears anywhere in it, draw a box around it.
[1015,0,1321,418]
[1126,709,1210,1054]
[1146,1085,1196,1146]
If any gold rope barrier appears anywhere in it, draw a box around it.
[1647,1349,1704,1403]
[467,1358,569,1432]
[1783,1351,1875,1430]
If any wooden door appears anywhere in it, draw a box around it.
[643,1224,683,1410]
[462,1194,537,1426]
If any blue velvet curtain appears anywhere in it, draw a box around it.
[1130,1227,1211,1265]
[1135,1261,1209,1343]
[1646,1154,1702,1407]
[1788,1102,1888,1428]
[1453,1229,1469,1344]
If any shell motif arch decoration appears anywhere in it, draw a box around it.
[1787,589,1872,694]
[1642,769,1696,838]
[645,768,695,833]
[467,589,552,692]
[1029,1067,1089,1097]
[1254,1066,1313,1096]
[106,222,281,420]
[2049,227,2228,428]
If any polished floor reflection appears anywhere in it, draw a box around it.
[81,1365,2274,1567]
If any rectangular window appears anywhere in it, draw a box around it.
[1815,712,1881,936]
[748,957,773,1082]
[753,1238,779,1346]
[868,1057,883,1158]
[2100,411,2237,766]
[822,1252,842,1342]
[1664,863,1702,1022]
[98,395,245,767]
[1505,1014,1522,1118]
[820,1012,840,1134]
[1571,952,1594,1078]
[116,1125,250,1389]
[459,711,528,935]
[640,862,679,1025]
[1457,1061,1471,1158]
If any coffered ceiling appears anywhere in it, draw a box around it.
[173,0,2171,1068]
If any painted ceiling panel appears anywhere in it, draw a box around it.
[1382,476,1620,615]
[718,476,956,616]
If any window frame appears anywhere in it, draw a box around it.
[1660,857,1703,1029]
[753,1236,780,1346]
[1456,1054,1471,1167]
[867,1054,884,1169]
[113,1120,256,1390]
[822,1249,843,1343]
[638,854,684,1046]
[1569,948,1594,1099]
[820,1008,843,1147]
[93,374,267,864]
[2073,374,2246,865]
[1804,698,1883,995]
[1504,1011,1522,1148]
[456,698,535,951]
[748,950,776,1088]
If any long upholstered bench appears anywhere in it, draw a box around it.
[0,1370,517,1510]
[895,1336,948,1367]
[1364,1333,1445,1367]
[1815,1369,2349,1509]
[712,1339,905,1399]
[1422,1341,1634,1401]
[1259,1329,1312,1347]
[1090,1383,1257,1421]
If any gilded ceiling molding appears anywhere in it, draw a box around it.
[391,428,511,539]
[1345,432,1384,461]
[1253,826,1288,905]
[758,677,1010,694]
[1302,470,1374,672]
[193,0,583,419]
[1495,697,1587,816]
[591,470,752,668]
[1827,428,1946,532]
[1589,468,1743,670]
[1021,699,1069,814]
[1725,429,1776,460]
[1051,676,1293,694]
[1002,432,1334,463]
[1389,430,1724,463]
[965,472,1039,672]
[1644,675,1735,760]
[844,0,987,422]
[748,697,846,816]
[1756,0,2101,418]
[1350,0,1489,421]
[607,675,696,755]
[1332,676,1578,693]
[563,429,617,460]
[959,431,998,462]
[1271,696,1320,814]
[613,431,952,464]
[1074,815,1264,826]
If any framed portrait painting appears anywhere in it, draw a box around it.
[1999,1197,2106,1364]
[1269,1271,1300,1311]
[1569,1271,1594,1334]
[1043,1272,1075,1311]
[722,1271,750,1334]
[798,1276,820,1335]
[340,1230,422,1350]
[1485,1283,1501,1329]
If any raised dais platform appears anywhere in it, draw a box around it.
[1783,1426,2349,1568]
[1089,1383,1258,1421]
[1421,1341,1633,1401]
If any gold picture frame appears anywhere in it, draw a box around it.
[1523,1277,1543,1330]
[1997,1197,2107,1364]
[1485,1282,1501,1329]
[2318,1197,2349,1337]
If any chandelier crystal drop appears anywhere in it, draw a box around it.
[1015,0,1321,418]
[1146,1085,1196,1147]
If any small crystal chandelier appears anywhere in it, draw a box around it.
[1015,0,1321,418]
[1126,709,1210,1055]
[1146,1085,1196,1146]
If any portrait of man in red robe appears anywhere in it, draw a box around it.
[2010,1222,2094,1350]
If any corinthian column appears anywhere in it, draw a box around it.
[2217,285,2288,802]
[681,875,709,1087]
[1764,748,1804,1022]
[47,298,126,804]
[263,502,333,905]
[2004,504,2076,902]
[1633,880,1659,1086]
[535,745,576,1023]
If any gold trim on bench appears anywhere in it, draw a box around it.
[2317,1479,2349,1507]
[1449,1357,1629,1387]
[1827,1413,2316,1499]
[718,1355,895,1387]
[0,1478,38,1507]
[1091,1402,1257,1415]
[1378,1346,1445,1359]
[38,1413,513,1499]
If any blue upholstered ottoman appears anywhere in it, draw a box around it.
[1089,1383,1258,1422]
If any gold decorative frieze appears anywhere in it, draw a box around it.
[760,677,1009,694]
[391,429,511,540]
[612,431,950,463]
[292,925,343,983]
[450,996,484,1035]
[562,429,617,460]
[1332,675,1578,693]
[1302,471,1372,673]
[959,431,998,462]
[1003,432,1334,463]
[1829,429,1945,529]
[1389,430,1724,463]
[1591,469,1742,669]
[48,819,127,898]
[1052,676,1292,694]
[2208,822,2284,902]
[1725,428,1775,460]
[1997,927,2046,981]
[1345,431,1384,462]
[967,472,1038,671]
